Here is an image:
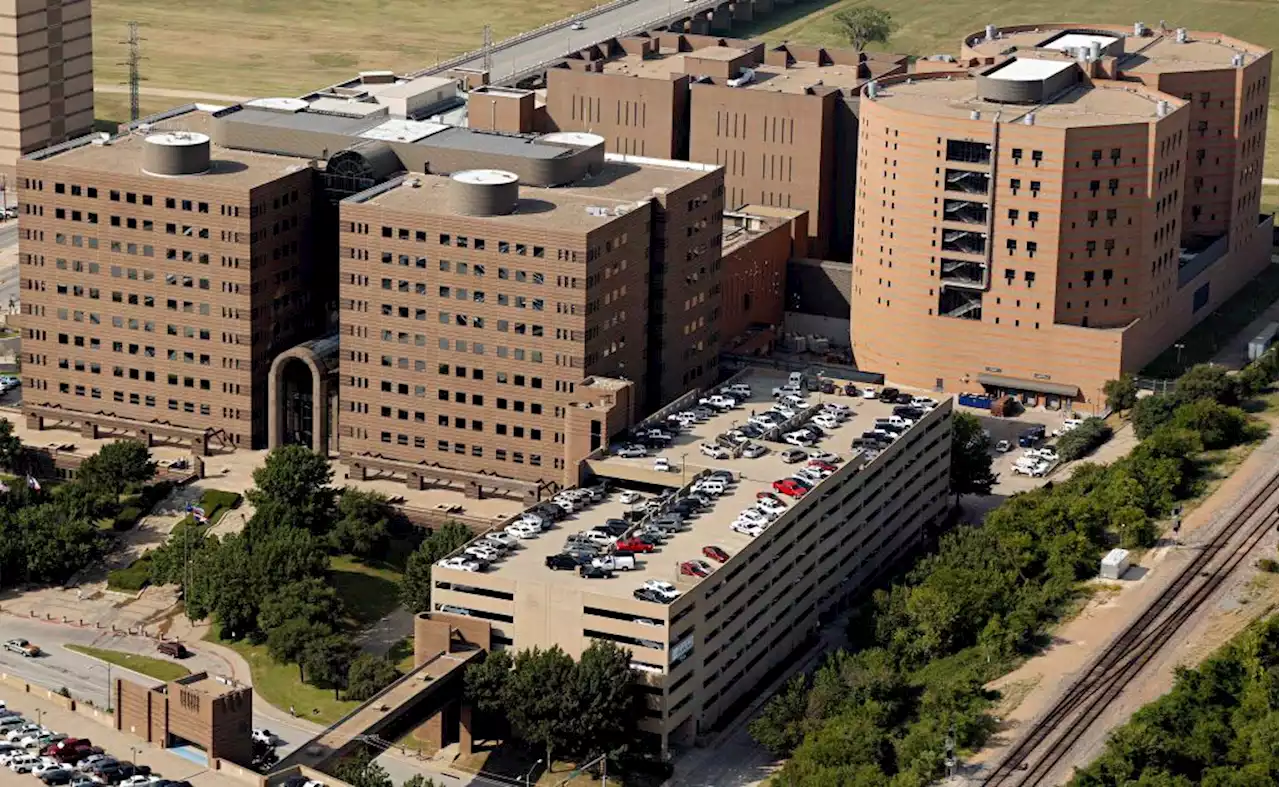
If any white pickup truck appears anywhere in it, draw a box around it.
[592,554,636,572]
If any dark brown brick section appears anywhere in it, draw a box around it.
[113,673,253,766]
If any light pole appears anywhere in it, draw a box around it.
[86,662,113,711]
[680,453,688,487]
[35,708,43,728]
[130,746,140,765]
[524,758,544,787]
[1174,342,1186,371]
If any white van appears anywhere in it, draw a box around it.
[788,371,804,388]
[695,479,727,496]
[875,415,909,428]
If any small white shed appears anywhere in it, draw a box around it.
[1100,548,1131,580]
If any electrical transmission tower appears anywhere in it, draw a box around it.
[482,24,492,76]
[121,22,143,121]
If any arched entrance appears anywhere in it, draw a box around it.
[267,335,339,454]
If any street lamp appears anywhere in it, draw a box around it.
[86,662,113,711]
[680,453,689,487]
[34,708,43,727]
[524,758,544,787]
[130,746,140,765]
[1174,342,1186,371]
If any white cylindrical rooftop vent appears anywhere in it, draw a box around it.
[866,80,878,98]
[1156,100,1171,117]
[970,110,981,120]
[449,169,519,216]
[1023,113,1036,125]
[1134,21,1147,36]
[1089,41,1102,60]
[984,24,997,41]
[1175,28,1188,43]
[142,131,211,176]
[1231,53,1245,66]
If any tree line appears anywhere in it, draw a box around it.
[152,445,406,701]
[748,352,1275,786]
[1070,615,1277,786]
[0,431,156,588]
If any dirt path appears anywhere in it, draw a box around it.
[965,431,1279,780]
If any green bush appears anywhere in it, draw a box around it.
[1055,418,1112,461]
[107,554,153,592]
[113,506,143,531]
[1257,558,1279,573]
[199,489,241,523]
[1172,399,1250,449]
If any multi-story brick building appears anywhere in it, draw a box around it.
[0,0,94,180]
[517,32,906,259]
[17,109,322,449]
[851,25,1272,407]
[336,150,724,489]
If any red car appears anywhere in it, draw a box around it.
[615,538,655,554]
[773,479,808,498]
[702,545,730,563]
[757,491,783,505]
[680,560,712,578]
[808,460,838,473]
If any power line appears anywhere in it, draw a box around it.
[120,22,145,121]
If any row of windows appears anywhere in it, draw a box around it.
[53,383,214,414]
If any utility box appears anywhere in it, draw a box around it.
[1100,548,1130,580]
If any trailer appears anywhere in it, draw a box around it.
[1100,548,1130,580]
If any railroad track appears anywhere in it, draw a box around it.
[981,472,1280,787]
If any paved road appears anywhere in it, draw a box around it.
[428,0,723,84]
[0,617,318,760]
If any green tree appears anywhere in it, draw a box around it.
[950,412,997,502]
[1103,375,1139,413]
[246,445,336,535]
[400,521,474,613]
[570,641,640,758]
[0,418,25,472]
[333,749,394,787]
[1056,418,1113,461]
[147,520,213,587]
[1171,399,1250,450]
[77,440,156,499]
[750,673,811,757]
[257,577,343,633]
[303,633,358,698]
[464,648,514,715]
[13,503,102,585]
[345,654,401,701]
[1174,363,1240,406]
[502,646,577,766]
[267,619,332,679]
[1237,347,1277,396]
[832,6,895,51]
[330,488,391,558]
[401,777,441,787]
[1131,395,1179,439]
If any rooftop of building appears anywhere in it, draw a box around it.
[598,45,900,95]
[868,71,1179,127]
[722,205,805,254]
[26,108,314,187]
[440,370,948,600]
[963,24,1269,72]
[352,153,718,227]
[172,672,247,698]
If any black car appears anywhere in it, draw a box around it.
[545,553,581,571]
[578,564,613,579]
[39,769,74,786]
[633,588,662,602]
[895,392,914,405]
[635,532,665,546]
[531,503,567,521]
[878,387,900,402]
[893,406,924,419]
[707,470,736,484]
[596,522,629,537]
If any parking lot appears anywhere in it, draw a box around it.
[464,371,941,597]
[0,681,252,787]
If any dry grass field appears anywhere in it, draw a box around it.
[91,0,603,98]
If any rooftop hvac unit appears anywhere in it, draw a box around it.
[586,206,609,217]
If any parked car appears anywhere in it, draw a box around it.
[698,395,737,410]
[722,383,752,398]
[994,439,1013,453]
[642,579,680,601]
[653,457,672,473]
[578,564,612,579]
[702,545,729,563]
[612,444,648,458]
[504,522,540,539]
[633,588,662,603]
[615,538,655,554]
[436,556,481,572]
[1018,425,1046,447]
[618,491,642,505]
[772,479,808,498]
[680,560,712,578]
[878,387,900,402]
[156,641,188,659]
[4,639,40,657]
[591,554,635,572]
[731,521,765,537]
[741,442,767,458]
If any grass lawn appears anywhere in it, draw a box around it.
[93,92,218,129]
[64,644,191,682]
[203,630,359,725]
[330,555,404,628]
[1140,263,1279,378]
[92,0,603,99]
[738,0,1278,181]
[387,636,416,673]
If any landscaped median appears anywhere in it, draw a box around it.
[63,644,192,682]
